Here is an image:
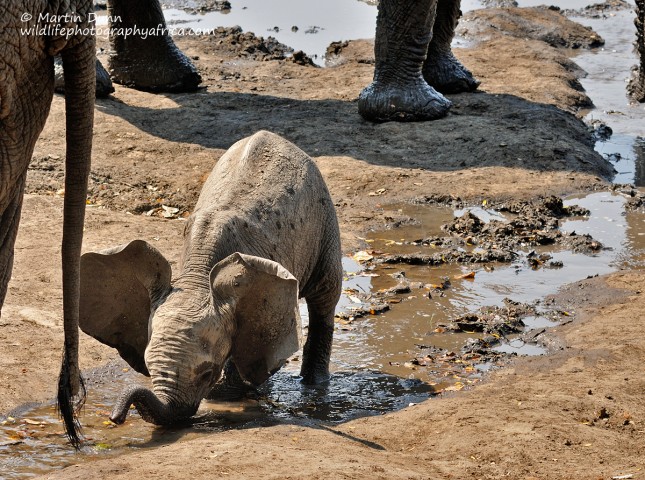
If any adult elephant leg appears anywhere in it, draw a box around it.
[423,0,479,94]
[207,360,255,401]
[358,0,451,122]
[54,57,115,98]
[107,0,202,92]
[628,0,645,102]
[0,174,26,310]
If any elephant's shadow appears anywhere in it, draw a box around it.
[96,88,613,178]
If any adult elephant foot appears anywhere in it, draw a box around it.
[107,0,202,93]
[55,58,115,98]
[359,79,452,122]
[358,0,452,122]
[423,0,479,94]
[422,51,480,94]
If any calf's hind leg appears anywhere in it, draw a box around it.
[300,299,336,385]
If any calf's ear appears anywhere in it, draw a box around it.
[80,240,172,375]
[210,253,302,386]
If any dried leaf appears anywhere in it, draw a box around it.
[454,271,476,280]
[347,295,362,304]
[443,382,464,392]
[352,251,373,262]
[23,419,45,426]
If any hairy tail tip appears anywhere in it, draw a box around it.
[57,355,86,450]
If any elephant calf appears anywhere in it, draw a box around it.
[80,131,342,425]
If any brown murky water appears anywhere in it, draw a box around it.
[332,192,645,380]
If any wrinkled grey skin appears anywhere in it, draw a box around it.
[358,0,479,122]
[0,1,95,448]
[55,56,115,98]
[105,0,201,92]
[55,0,201,95]
[79,131,342,426]
[628,0,645,102]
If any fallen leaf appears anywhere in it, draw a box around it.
[454,271,476,280]
[352,251,373,262]
[24,419,45,426]
[161,205,180,218]
[443,382,464,392]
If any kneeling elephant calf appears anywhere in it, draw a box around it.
[79,131,342,425]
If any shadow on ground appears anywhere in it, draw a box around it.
[96,89,613,177]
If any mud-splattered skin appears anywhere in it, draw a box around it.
[358,0,479,122]
[79,131,342,426]
[0,0,95,447]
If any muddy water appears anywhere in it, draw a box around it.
[157,0,376,65]
[0,360,432,477]
[330,192,645,381]
[3,1,645,477]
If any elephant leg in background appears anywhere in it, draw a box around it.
[54,57,115,98]
[358,0,452,122]
[107,0,202,92]
[206,360,255,401]
[628,0,645,102]
[423,0,479,94]
[0,174,26,310]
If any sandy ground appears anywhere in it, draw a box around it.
[0,4,643,479]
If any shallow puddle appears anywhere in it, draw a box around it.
[0,360,432,478]
[144,1,376,66]
[330,192,645,382]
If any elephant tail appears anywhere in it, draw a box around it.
[56,13,96,449]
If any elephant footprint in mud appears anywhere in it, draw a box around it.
[79,131,342,424]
